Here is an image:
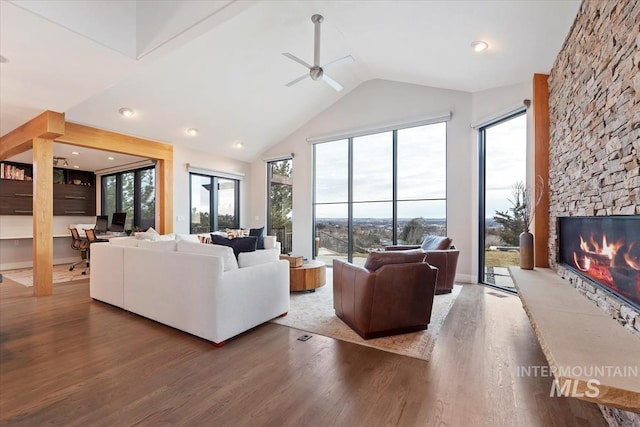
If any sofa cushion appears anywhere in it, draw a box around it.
[249,227,265,249]
[175,233,199,243]
[109,236,139,247]
[157,233,176,241]
[238,248,279,268]
[421,235,452,250]
[137,240,177,252]
[177,240,238,271]
[211,235,257,258]
[364,249,426,272]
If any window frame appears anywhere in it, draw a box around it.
[312,122,448,262]
[189,172,240,234]
[100,165,156,230]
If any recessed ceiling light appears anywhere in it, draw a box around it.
[471,40,489,52]
[0,55,8,63]
[107,156,115,161]
[71,151,79,155]
[234,142,243,149]
[186,128,199,136]
[73,165,80,169]
[118,107,134,117]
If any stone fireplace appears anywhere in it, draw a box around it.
[547,0,639,424]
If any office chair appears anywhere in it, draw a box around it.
[69,227,89,275]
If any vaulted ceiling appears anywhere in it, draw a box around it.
[0,0,580,164]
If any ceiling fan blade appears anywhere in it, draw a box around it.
[282,52,312,69]
[322,73,343,92]
[285,73,310,87]
[323,55,355,70]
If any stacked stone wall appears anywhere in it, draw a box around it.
[548,1,640,424]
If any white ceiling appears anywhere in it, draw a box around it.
[0,0,580,167]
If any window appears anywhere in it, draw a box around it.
[101,166,156,230]
[189,173,239,234]
[267,159,293,254]
[313,122,447,265]
[479,111,527,292]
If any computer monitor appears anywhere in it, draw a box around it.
[110,212,127,232]
[95,215,108,234]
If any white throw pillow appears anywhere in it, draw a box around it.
[137,240,177,252]
[157,233,176,241]
[135,227,161,241]
[238,248,279,268]
[176,240,238,271]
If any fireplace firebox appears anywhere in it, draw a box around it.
[558,216,640,311]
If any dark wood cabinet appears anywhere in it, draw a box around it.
[0,180,34,215]
[0,165,96,216]
[53,184,96,216]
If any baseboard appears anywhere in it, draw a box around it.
[455,274,476,284]
[0,257,80,271]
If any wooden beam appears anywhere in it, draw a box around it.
[157,157,173,234]
[58,121,173,235]
[57,122,173,161]
[533,74,550,268]
[32,137,54,296]
[0,111,64,159]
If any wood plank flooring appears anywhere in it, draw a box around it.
[0,278,605,426]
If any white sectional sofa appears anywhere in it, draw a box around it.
[89,237,290,346]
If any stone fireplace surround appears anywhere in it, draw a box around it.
[547,0,639,423]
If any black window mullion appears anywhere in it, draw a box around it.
[133,170,142,228]
[392,130,398,245]
[211,177,218,231]
[347,137,353,263]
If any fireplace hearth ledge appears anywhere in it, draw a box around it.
[509,267,640,412]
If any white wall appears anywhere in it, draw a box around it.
[250,79,475,281]
[172,145,251,234]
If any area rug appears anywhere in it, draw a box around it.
[271,281,462,361]
[1,263,88,287]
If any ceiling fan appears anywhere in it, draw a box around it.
[282,14,354,92]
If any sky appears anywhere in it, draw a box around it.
[484,114,527,217]
[313,116,526,220]
[314,122,447,219]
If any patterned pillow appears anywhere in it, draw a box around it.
[225,228,250,239]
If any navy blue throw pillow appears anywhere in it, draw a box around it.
[249,227,265,249]
[211,235,257,258]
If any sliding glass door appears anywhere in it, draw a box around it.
[267,159,293,254]
[479,112,527,291]
[189,173,239,234]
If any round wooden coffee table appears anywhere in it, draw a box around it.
[289,260,326,292]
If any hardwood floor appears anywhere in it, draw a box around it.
[0,278,605,426]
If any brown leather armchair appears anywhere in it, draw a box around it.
[386,235,459,294]
[333,250,438,339]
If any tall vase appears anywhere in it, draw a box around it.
[519,231,534,270]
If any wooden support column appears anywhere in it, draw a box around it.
[32,138,54,296]
[156,157,173,235]
[533,74,550,267]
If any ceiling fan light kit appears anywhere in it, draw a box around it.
[283,14,353,92]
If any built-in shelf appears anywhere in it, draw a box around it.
[509,267,640,412]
